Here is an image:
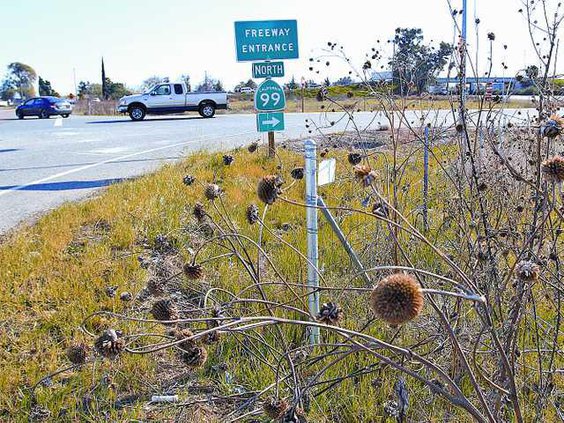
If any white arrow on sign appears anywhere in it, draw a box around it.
[263,116,280,126]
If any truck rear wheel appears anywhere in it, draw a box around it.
[199,103,215,118]
[129,105,146,121]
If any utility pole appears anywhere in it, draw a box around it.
[73,68,77,97]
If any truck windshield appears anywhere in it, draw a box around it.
[143,85,156,94]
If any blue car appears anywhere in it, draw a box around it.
[16,96,72,119]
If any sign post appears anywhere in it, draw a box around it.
[234,19,298,158]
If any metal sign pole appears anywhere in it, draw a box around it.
[304,139,320,345]
[268,131,275,158]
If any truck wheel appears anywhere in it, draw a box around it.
[129,106,146,121]
[199,103,215,118]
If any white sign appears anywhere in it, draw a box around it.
[318,158,336,186]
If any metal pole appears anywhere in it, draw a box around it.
[304,139,319,345]
[268,131,275,158]
[423,125,430,231]
[317,196,371,285]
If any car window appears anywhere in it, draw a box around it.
[24,99,35,105]
[33,99,45,105]
[173,84,183,95]
[154,85,171,95]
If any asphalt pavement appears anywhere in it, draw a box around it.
[0,107,536,233]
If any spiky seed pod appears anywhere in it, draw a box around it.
[204,308,223,344]
[372,202,389,218]
[204,183,222,200]
[183,263,203,280]
[181,344,208,368]
[263,397,290,420]
[146,277,165,296]
[348,152,362,165]
[291,167,304,180]
[316,302,344,325]
[542,115,563,138]
[370,273,424,325]
[66,343,89,365]
[248,141,258,153]
[487,32,495,41]
[541,156,564,183]
[151,299,179,322]
[119,292,133,302]
[257,175,283,205]
[169,327,196,352]
[282,407,307,423]
[246,204,259,225]
[515,260,540,282]
[193,202,207,222]
[182,175,195,186]
[353,164,377,187]
[105,286,117,298]
[222,155,234,165]
[94,329,125,359]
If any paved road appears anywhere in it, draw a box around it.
[0,107,536,233]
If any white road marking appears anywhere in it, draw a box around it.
[54,117,63,127]
[0,130,255,197]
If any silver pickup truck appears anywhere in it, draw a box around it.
[117,82,228,121]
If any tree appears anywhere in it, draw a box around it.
[335,76,353,86]
[287,76,298,90]
[142,76,166,91]
[38,77,59,97]
[391,28,453,95]
[101,57,108,100]
[0,79,16,101]
[244,79,257,89]
[213,80,224,92]
[323,77,331,87]
[180,74,191,92]
[7,62,37,99]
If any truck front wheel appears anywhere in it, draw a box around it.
[199,103,215,118]
[129,105,146,121]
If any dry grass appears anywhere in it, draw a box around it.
[0,135,561,421]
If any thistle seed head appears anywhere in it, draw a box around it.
[181,344,208,368]
[370,273,424,325]
[151,298,179,322]
[541,156,564,183]
[316,302,344,325]
[204,183,222,200]
[246,204,259,225]
[66,343,89,365]
[257,175,283,205]
[291,167,304,180]
[354,164,377,187]
[263,397,290,420]
[193,202,207,222]
[348,152,362,165]
[248,141,258,153]
[94,329,125,359]
[515,260,540,282]
[183,263,203,280]
[222,155,234,165]
[183,175,195,186]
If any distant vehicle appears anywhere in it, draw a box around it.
[239,86,255,94]
[117,82,228,121]
[16,97,72,119]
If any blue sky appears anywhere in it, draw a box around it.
[0,0,560,94]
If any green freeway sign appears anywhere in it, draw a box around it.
[234,20,299,62]
[252,61,285,78]
[256,112,285,132]
[255,79,286,111]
